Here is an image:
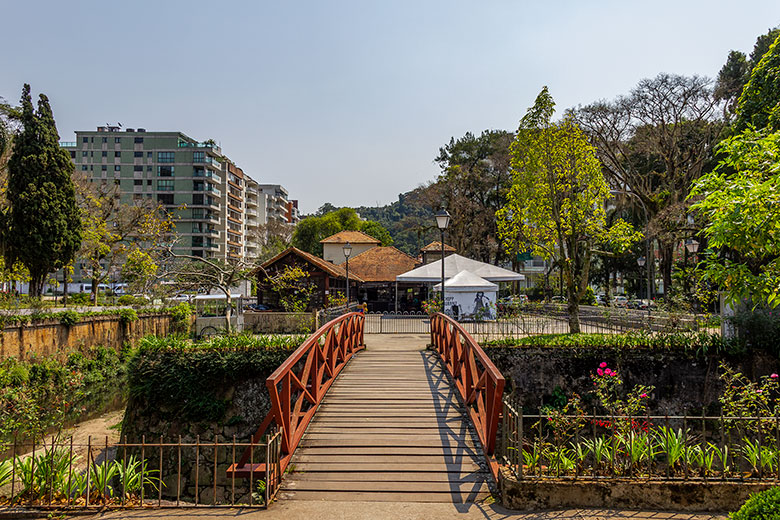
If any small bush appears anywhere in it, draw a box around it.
[730,486,780,520]
[118,308,139,324]
[58,310,80,326]
[68,293,90,305]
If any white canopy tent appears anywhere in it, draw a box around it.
[432,270,498,319]
[395,254,524,283]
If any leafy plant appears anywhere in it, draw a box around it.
[730,486,780,520]
[654,427,687,470]
[116,455,162,495]
[89,460,119,500]
[58,310,80,326]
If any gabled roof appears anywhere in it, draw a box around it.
[254,246,364,282]
[347,247,420,283]
[396,254,524,282]
[421,241,456,253]
[320,230,381,244]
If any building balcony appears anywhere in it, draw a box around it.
[204,156,222,170]
[59,141,77,148]
[193,185,221,195]
[178,141,222,154]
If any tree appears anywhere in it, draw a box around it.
[574,74,721,298]
[291,207,393,255]
[78,180,173,303]
[498,87,639,332]
[689,128,780,308]
[735,32,780,133]
[265,265,314,312]
[5,85,82,298]
[160,247,253,332]
[715,50,749,118]
[434,130,514,264]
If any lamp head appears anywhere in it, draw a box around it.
[435,208,451,231]
[342,241,352,258]
[637,256,646,267]
[685,239,700,254]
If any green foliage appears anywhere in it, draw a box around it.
[68,292,90,305]
[690,129,780,308]
[481,331,731,357]
[497,87,639,332]
[58,310,79,326]
[730,486,780,520]
[291,207,394,255]
[169,301,193,334]
[5,84,82,298]
[118,308,138,324]
[736,32,780,132]
[268,265,314,312]
[0,345,127,442]
[126,334,304,423]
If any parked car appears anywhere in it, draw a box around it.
[627,299,643,309]
[550,296,567,304]
[595,294,607,306]
[497,295,527,314]
[245,303,269,311]
[613,295,628,308]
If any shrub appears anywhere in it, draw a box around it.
[58,310,80,326]
[68,293,90,305]
[118,308,139,324]
[169,302,193,335]
[730,486,780,520]
[126,334,304,422]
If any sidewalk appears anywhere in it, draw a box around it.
[81,501,728,520]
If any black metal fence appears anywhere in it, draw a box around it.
[364,311,430,334]
[498,395,780,481]
[0,431,281,511]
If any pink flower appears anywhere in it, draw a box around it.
[599,362,608,369]
[772,373,778,379]
[597,368,604,376]
[640,393,648,398]
[757,390,763,394]
[604,368,612,376]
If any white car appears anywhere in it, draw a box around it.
[613,295,628,308]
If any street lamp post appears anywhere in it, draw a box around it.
[435,208,451,315]
[637,255,650,320]
[343,242,352,309]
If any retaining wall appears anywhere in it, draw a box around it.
[0,312,179,361]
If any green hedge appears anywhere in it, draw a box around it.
[0,305,186,330]
[730,486,780,520]
[126,334,304,423]
[481,331,741,357]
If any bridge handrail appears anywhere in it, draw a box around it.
[228,311,365,477]
[430,312,505,475]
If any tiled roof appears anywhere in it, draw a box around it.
[421,241,456,252]
[320,230,381,244]
[254,247,364,282]
[347,247,420,283]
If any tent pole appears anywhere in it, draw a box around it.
[395,281,398,312]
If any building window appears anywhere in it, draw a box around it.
[81,165,88,171]
[114,137,121,143]
[147,166,152,172]
[69,151,76,159]
[147,180,152,185]
[193,151,204,162]
[134,179,143,186]
[157,194,174,205]
[147,152,152,158]
[134,137,144,143]
[81,151,88,157]
[134,151,143,158]
[114,179,120,185]
[192,194,204,205]
[100,165,106,171]
[158,165,174,177]
[102,151,107,157]
[192,236,203,247]
[157,179,175,191]
[114,151,121,158]
[157,152,175,163]
[114,165,121,172]
[133,165,143,172]
[102,137,108,143]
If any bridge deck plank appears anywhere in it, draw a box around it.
[279,336,492,503]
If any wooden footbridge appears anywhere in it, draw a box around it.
[227,312,505,503]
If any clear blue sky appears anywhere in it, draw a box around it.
[3,1,780,214]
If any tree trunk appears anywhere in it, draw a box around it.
[63,269,68,305]
[566,297,581,333]
[29,272,45,299]
[660,243,674,300]
[224,292,233,333]
[92,275,99,305]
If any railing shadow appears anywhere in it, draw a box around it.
[421,349,491,510]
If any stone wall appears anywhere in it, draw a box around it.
[243,311,316,334]
[0,312,179,361]
[499,468,772,511]
[484,346,780,414]
[121,373,273,504]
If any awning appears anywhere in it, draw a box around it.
[396,254,524,283]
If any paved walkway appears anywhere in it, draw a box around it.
[279,334,491,502]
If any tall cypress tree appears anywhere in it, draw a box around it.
[5,84,82,297]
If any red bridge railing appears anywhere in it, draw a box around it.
[430,312,505,478]
[227,311,365,478]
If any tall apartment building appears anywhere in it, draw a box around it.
[61,126,297,267]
